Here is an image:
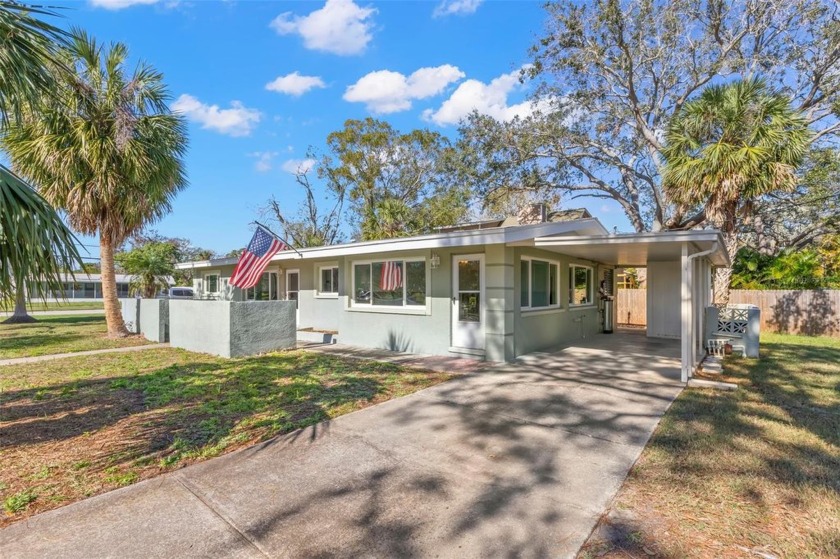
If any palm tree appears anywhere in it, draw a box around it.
[115,241,176,298]
[0,165,82,323]
[662,78,811,303]
[0,2,83,322]
[3,31,188,336]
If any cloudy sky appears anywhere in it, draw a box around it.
[56,0,626,255]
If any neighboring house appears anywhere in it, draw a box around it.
[39,273,172,301]
[176,212,728,381]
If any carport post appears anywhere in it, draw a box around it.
[680,243,692,383]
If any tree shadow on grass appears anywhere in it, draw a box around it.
[0,353,397,470]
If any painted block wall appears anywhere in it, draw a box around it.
[169,300,296,358]
[513,247,603,355]
[119,298,169,342]
[646,260,681,338]
[338,248,452,357]
[297,258,341,331]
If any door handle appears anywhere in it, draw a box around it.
[452,296,458,303]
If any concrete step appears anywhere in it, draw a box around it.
[297,330,338,344]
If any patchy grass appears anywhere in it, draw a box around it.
[1,301,105,312]
[580,333,840,559]
[0,315,149,359]
[0,347,453,525]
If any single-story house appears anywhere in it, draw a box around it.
[41,273,134,301]
[176,212,729,382]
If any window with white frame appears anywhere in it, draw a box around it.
[352,259,426,307]
[319,266,339,295]
[205,274,219,294]
[520,257,559,309]
[569,265,593,306]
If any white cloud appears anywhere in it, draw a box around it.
[344,64,465,114]
[89,0,160,9]
[250,152,279,173]
[422,67,545,126]
[172,94,261,137]
[265,72,327,96]
[270,0,376,56]
[433,0,483,17]
[281,158,317,174]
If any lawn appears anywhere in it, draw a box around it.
[0,347,453,525]
[0,315,149,360]
[580,333,840,559]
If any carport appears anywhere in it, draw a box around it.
[527,230,730,382]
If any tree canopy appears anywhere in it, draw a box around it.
[3,31,188,336]
[456,0,840,233]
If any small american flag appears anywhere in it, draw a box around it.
[379,261,402,291]
[229,226,286,289]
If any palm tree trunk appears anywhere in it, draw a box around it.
[713,231,739,305]
[100,233,130,338]
[2,283,36,324]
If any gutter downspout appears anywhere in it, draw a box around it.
[685,242,719,380]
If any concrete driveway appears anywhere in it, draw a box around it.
[1,333,683,559]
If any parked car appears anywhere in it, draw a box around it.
[162,287,195,299]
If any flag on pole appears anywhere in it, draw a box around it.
[229,226,286,289]
[379,261,402,291]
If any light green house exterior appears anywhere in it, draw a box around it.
[177,216,728,380]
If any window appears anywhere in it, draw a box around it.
[352,259,426,308]
[205,274,219,294]
[319,266,339,295]
[246,272,279,300]
[569,265,593,306]
[520,258,559,310]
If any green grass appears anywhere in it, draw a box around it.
[0,347,453,525]
[2,301,104,312]
[0,314,149,359]
[580,333,840,559]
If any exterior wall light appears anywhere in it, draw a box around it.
[430,253,441,269]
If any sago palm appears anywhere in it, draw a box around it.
[0,2,83,321]
[662,78,811,303]
[3,31,188,336]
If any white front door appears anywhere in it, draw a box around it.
[451,254,485,350]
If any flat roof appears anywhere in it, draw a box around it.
[532,230,730,267]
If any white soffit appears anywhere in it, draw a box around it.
[532,231,729,267]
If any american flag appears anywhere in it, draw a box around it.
[379,261,402,291]
[229,226,286,289]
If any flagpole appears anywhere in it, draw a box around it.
[251,221,303,257]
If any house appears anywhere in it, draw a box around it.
[176,212,728,382]
[39,273,173,301]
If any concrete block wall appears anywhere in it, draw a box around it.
[169,300,296,358]
[119,298,169,342]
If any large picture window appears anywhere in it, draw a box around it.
[246,272,279,300]
[569,265,593,306]
[520,257,559,309]
[352,259,426,308]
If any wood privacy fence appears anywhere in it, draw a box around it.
[617,289,647,326]
[616,288,840,336]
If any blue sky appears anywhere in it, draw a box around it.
[51,0,629,257]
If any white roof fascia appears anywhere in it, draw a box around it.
[176,218,609,269]
[534,230,730,266]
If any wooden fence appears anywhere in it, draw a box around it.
[616,288,840,336]
[616,289,646,326]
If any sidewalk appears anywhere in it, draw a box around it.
[0,309,105,317]
[0,343,167,367]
